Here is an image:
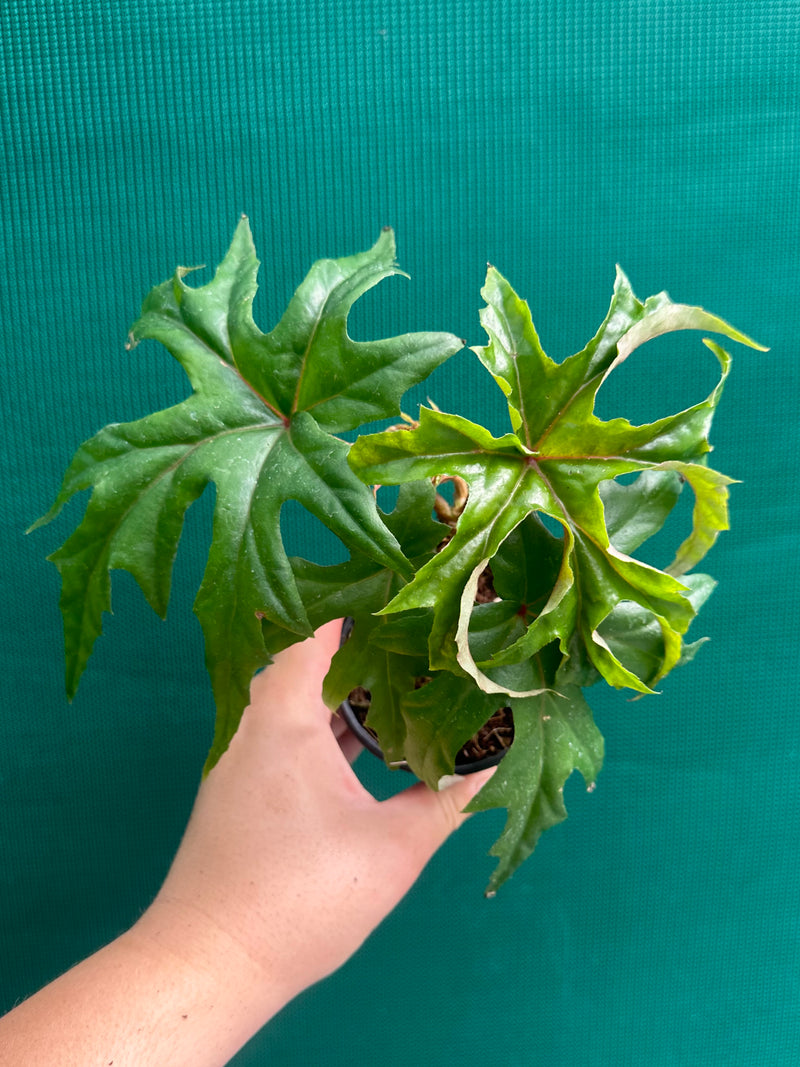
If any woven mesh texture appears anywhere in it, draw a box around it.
[2,2,798,1063]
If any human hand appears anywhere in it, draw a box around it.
[135,619,495,1014]
[0,620,495,1067]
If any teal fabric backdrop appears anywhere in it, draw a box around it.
[2,1,798,1063]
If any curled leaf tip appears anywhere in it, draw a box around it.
[175,263,205,283]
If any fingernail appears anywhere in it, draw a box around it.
[438,765,497,797]
[436,774,461,791]
[468,765,498,795]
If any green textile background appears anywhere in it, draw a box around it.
[2,1,798,1063]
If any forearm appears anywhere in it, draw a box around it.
[0,904,290,1067]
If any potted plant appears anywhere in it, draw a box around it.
[32,218,762,894]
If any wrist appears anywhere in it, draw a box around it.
[129,893,294,1042]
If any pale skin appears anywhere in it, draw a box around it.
[0,620,495,1066]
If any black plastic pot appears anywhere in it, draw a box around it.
[338,620,511,776]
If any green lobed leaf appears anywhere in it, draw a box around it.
[34,221,462,771]
[258,480,447,660]
[399,673,505,786]
[599,468,684,555]
[595,572,716,688]
[489,512,565,608]
[467,684,604,895]
[349,267,764,698]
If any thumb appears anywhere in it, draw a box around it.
[383,766,497,855]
